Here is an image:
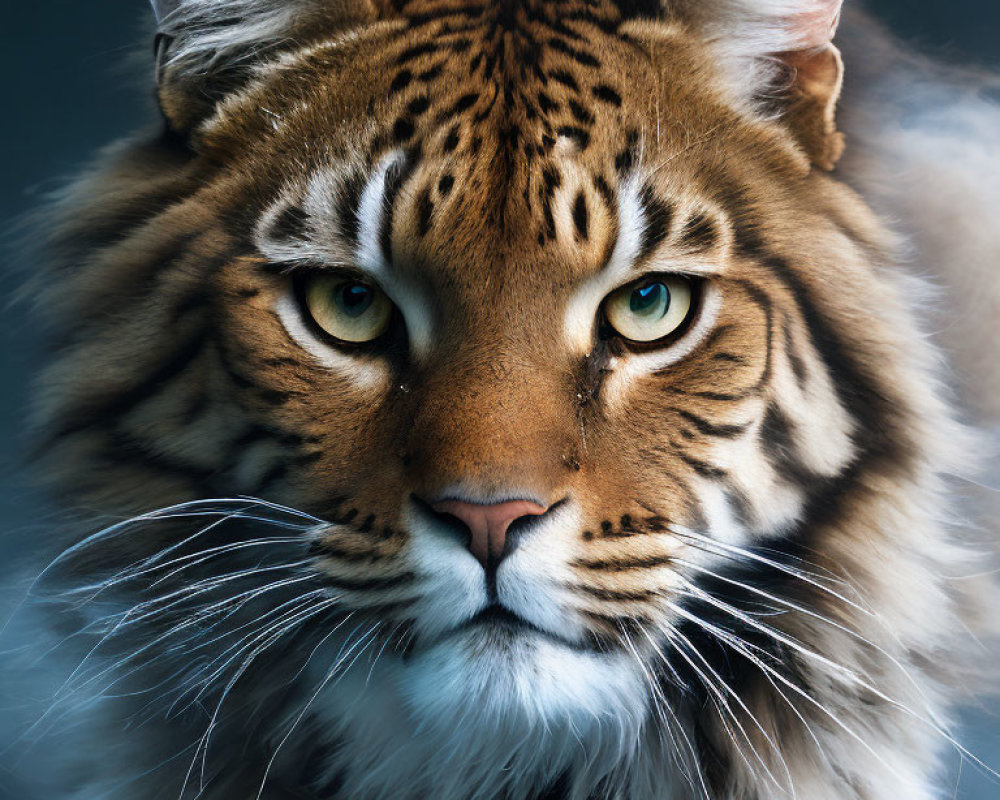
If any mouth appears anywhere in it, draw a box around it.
[460,604,544,635]
[445,604,597,653]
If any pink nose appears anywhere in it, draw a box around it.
[432,499,549,566]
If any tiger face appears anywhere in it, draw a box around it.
[28,1,985,798]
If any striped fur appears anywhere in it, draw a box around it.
[9,1,997,798]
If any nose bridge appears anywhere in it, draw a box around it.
[405,339,574,500]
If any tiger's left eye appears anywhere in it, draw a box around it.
[604,275,695,343]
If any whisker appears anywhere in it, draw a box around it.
[254,624,382,800]
[654,624,792,793]
[667,598,918,784]
[617,624,710,800]
[673,558,953,728]
[670,525,873,616]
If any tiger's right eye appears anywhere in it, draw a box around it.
[603,275,696,344]
[300,274,394,344]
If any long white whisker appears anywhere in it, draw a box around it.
[254,624,381,800]
[666,598,913,782]
[674,557,951,727]
[618,625,710,800]
[671,525,873,616]
[653,623,791,794]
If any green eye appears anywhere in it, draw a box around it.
[604,276,695,343]
[302,274,394,344]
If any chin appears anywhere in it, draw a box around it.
[303,622,657,800]
[400,624,650,739]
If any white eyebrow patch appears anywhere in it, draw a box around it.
[356,150,406,278]
[257,150,436,362]
[355,151,436,359]
[563,176,646,352]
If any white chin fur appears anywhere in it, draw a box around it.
[402,628,648,732]
[306,627,652,800]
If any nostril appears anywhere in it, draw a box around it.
[410,494,474,545]
[503,497,569,553]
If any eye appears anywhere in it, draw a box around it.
[603,275,696,344]
[299,273,394,344]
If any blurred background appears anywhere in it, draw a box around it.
[1,1,997,797]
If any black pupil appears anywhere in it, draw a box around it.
[337,283,374,317]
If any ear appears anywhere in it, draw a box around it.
[674,0,846,170]
[778,41,845,171]
[149,0,381,133]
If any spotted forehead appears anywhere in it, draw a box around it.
[246,0,737,288]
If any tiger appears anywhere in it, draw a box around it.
[4,0,999,798]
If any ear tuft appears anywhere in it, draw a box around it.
[149,1,380,132]
[149,0,181,23]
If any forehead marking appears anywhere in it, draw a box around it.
[357,150,407,278]
[563,176,645,351]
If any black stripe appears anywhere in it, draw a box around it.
[548,69,579,91]
[442,124,461,153]
[46,325,208,445]
[568,99,595,125]
[324,572,416,592]
[379,155,415,267]
[311,543,387,564]
[574,584,658,602]
[392,116,416,143]
[726,278,774,389]
[406,95,431,116]
[106,426,216,487]
[396,41,439,65]
[49,182,199,265]
[614,0,663,19]
[671,408,750,438]
[253,462,288,494]
[782,313,808,385]
[445,92,479,117]
[749,245,903,466]
[638,183,673,262]
[269,204,309,241]
[389,69,412,94]
[415,185,434,236]
[591,84,622,106]
[676,450,728,479]
[338,170,366,247]
[593,174,615,209]
[615,130,639,175]
[547,37,600,67]
[759,403,822,492]
[214,340,300,405]
[668,387,753,402]
[574,555,673,572]
[556,125,590,149]
[680,213,718,250]
[418,63,445,81]
[572,191,589,240]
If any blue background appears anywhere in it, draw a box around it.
[1,2,997,797]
